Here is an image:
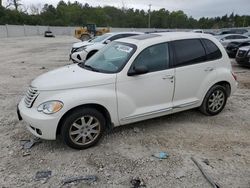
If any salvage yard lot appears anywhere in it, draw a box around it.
[0,36,249,187]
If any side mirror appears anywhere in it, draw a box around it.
[128,65,148,76]
[104,40,111,44]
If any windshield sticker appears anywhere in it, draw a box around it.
[115,45,133,53]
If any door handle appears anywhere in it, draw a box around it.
[204,67,214,72]
[162,75,174,80]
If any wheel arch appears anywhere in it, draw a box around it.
[213,81,231,97]
[86,50,98,59]
[202,80,231,103]
[56,103,113,136]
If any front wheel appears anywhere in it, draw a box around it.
[199,85,228,116]
[61,108,105,149]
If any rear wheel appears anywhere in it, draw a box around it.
[61,108,105,149]
[199,85,228,116]
[80,34,91,41]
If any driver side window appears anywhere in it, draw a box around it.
[132,43,169,73]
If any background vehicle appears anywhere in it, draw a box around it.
[191,29,203,33]
[75,23,110,41]
[226,41,250,58]
[217,28,248,35]
[204,31,215,35]
[70,32,143,63]
[215,34,249,47]
[18,32,237,149]
[236,45,250,66]
[244,31,250,37]
[44,31,55,38]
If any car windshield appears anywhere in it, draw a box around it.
[89,33,112,43]
[80,42,136,73]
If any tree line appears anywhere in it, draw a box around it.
[0,0,249,29]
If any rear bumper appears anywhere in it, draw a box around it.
[18,98,60,140]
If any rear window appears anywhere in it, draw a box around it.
[225,35,235,39]
[172,39,206,67]
[234,35,248,39]
[202,39,222,61]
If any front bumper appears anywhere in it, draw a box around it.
[236,56,250,66]
[17,98,60,140]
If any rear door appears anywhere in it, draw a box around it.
[170,38,222,111]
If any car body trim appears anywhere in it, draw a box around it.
[121,107,173,121]
[173,100,200,109]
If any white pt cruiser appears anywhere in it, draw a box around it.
[18,32,237,149]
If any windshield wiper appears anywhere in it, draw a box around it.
[78,60,86,68]
[77,60,100,72]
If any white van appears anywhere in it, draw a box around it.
[18,32,237,149]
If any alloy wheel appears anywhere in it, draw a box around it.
[208,90,225,113]
[69,115,101,146]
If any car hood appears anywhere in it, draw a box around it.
[72,41,94,48]
[31,64,116,91]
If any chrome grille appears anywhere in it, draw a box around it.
[24,87,39,108]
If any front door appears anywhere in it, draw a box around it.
[116,42,175,124]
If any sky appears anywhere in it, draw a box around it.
[3,0,250,19]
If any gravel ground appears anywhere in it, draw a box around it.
[0,36,249,188]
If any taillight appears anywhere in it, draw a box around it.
[231,71,237,81]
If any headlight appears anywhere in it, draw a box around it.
[76,46,87,52]
[37,101,63,114]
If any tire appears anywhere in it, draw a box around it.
[80,34,91,41]
[199,85,228,116]
[61,108,106,149]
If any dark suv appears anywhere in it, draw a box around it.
[226,41,250,58]
[236,46,250,66]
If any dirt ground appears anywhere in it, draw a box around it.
[0,36,249,188]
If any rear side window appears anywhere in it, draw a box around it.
[132,43,169,73]
[172,39,206,67]
[202,39,222,61]
[225,35,234,39]
[234,35,248,39]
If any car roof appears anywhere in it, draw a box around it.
[218,34,247,37]
[87,31,144,43]
[116,32,213,46]
[228,40,250,45]
[107,31,144,36]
